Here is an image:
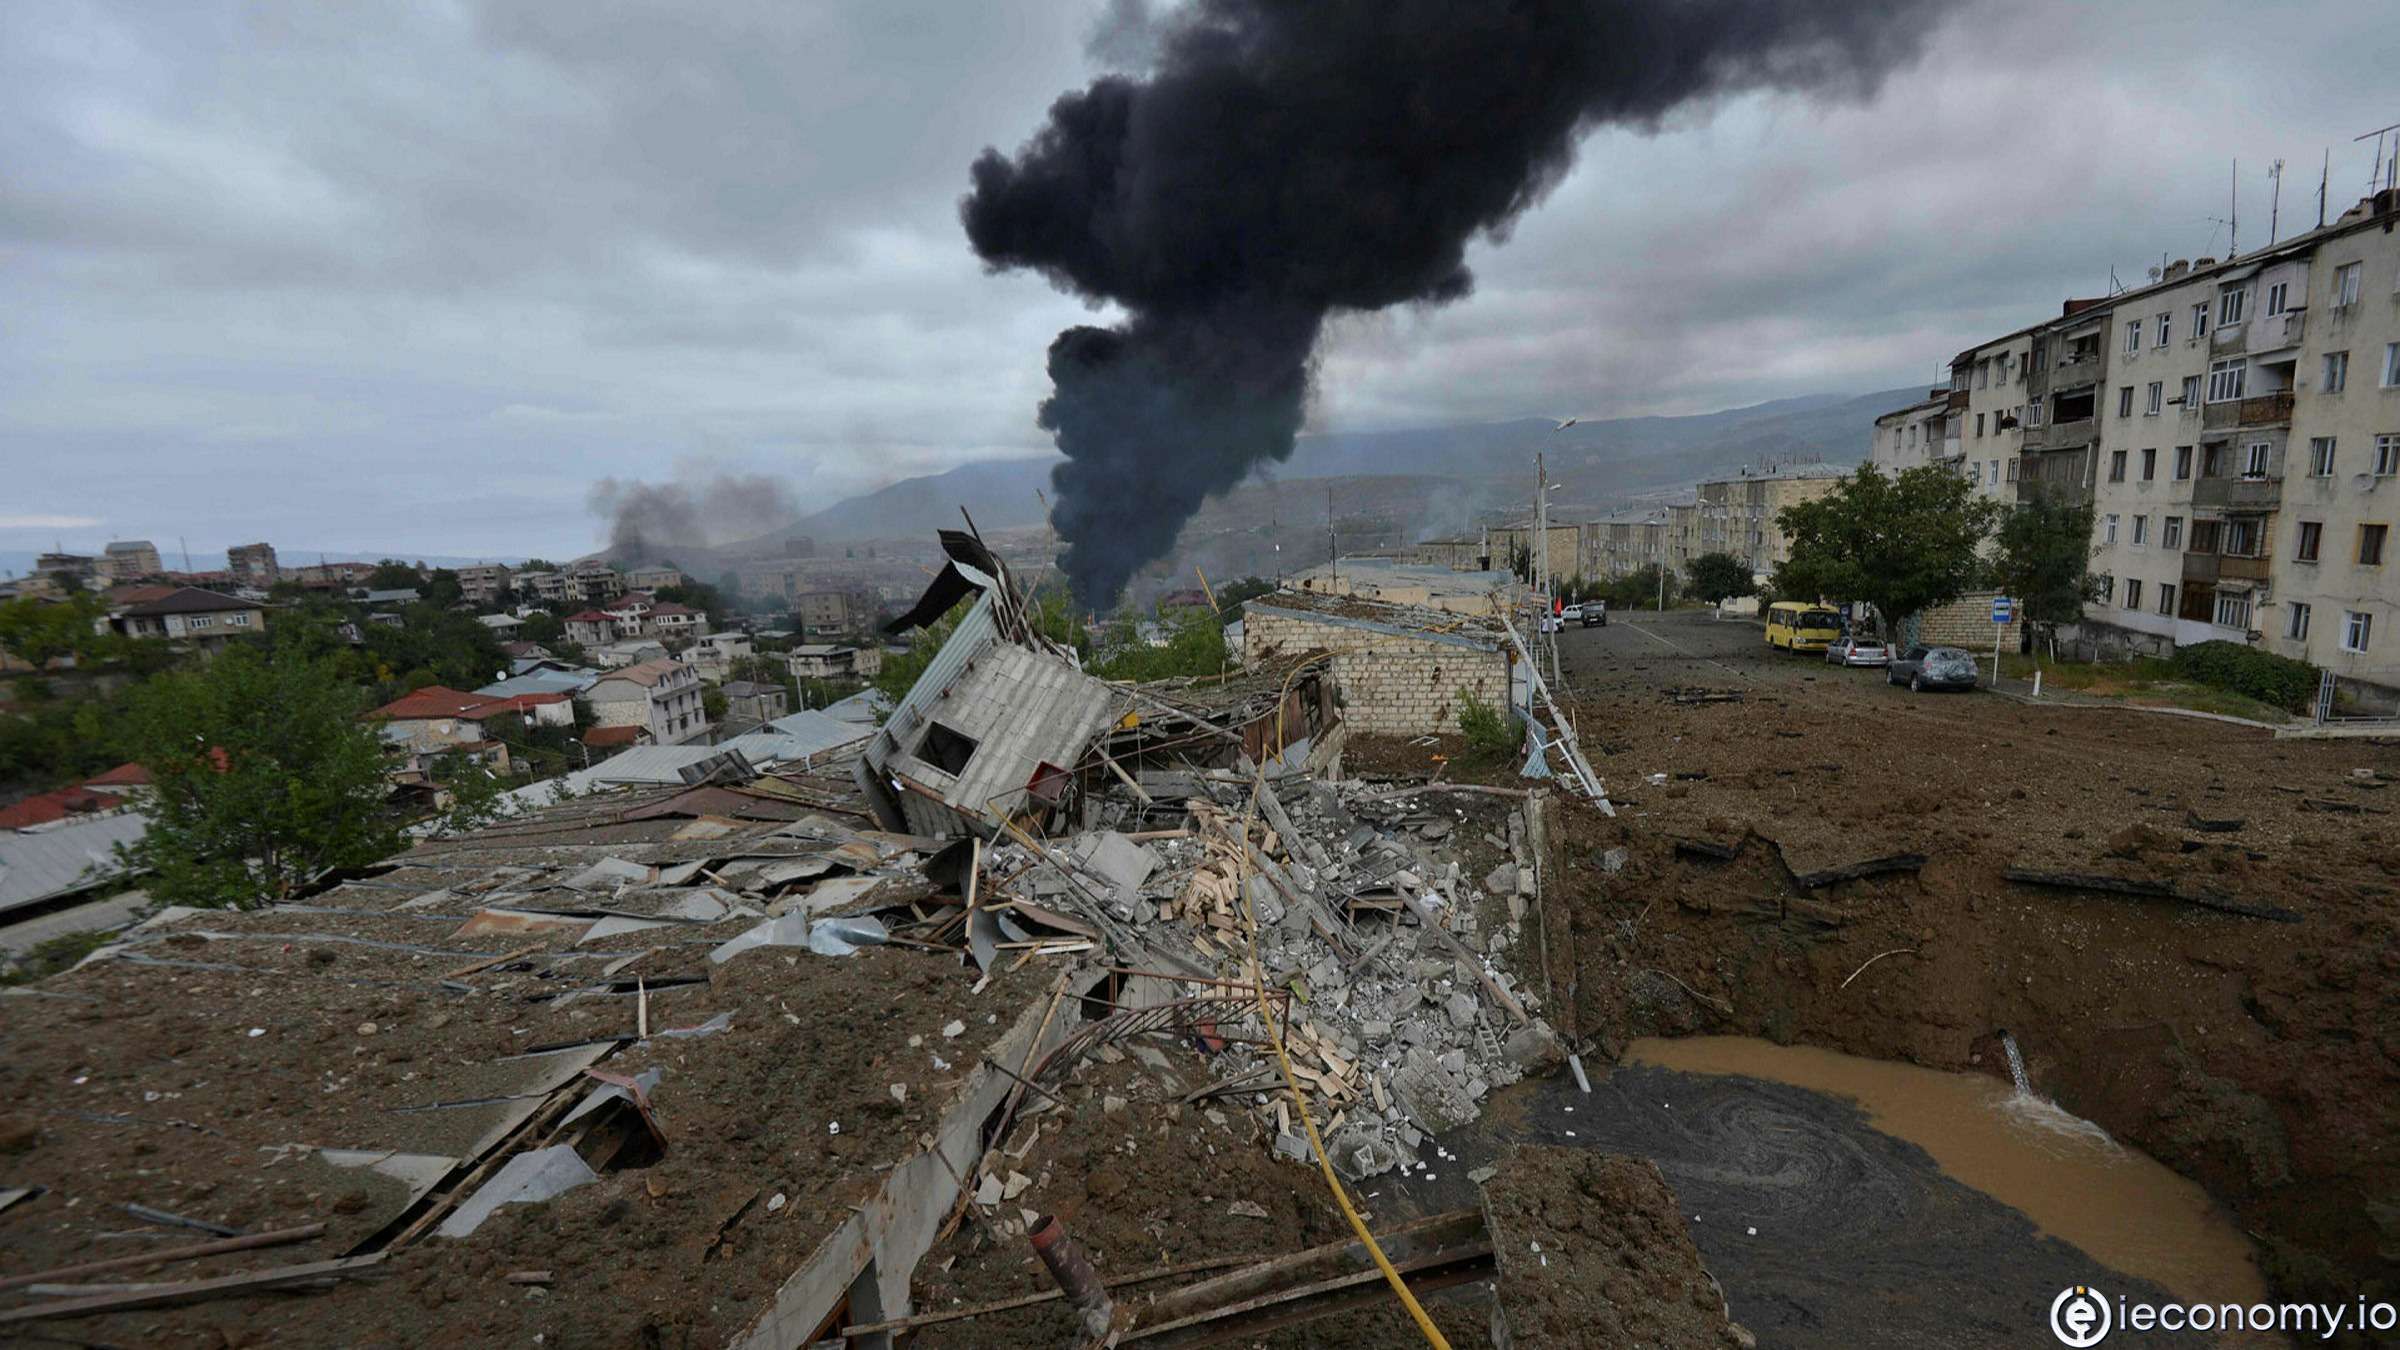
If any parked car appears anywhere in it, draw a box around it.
[1886,645,1979,691]
[1561,603,1584,624]
[1582,600,1607,627]
[1824,636,1889,667]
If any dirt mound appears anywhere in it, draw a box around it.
[1484,1146,1751,1348]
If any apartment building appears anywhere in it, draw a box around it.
[514,569,568,603]
[1951,328,2039,502]
[456,564,513,604]
[624,566,684,592]
[100,540,164,581]
[1867,392,1957,476]
[1590,513,1670,579]
[567,561,625,603]
[586,658,710,746]
[1692,465,1846,576]
[1932,187,2400,701]
[226,542,279,586]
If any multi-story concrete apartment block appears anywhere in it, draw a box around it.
[1928,187,2400,702]
[226,542,279,586]
[514,569,568,603]
[2276,195,2400,684]
[456,564,513,604]
[1693,465,1845,577]
[100,540,164,581]
[624,566,684,592]
[1951,328,2039,502]
[1867,392,1957,476]
[566,562,625,603]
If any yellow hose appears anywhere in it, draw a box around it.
[1230,651,1451,1349]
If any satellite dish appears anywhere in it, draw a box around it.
[2146,265,2163,281]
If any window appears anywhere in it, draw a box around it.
[2224,517,2261,556]
[2218,286,2247,326]
[2108,449,2128,482]
[2157,583,2176,616]
[2146,381,2163,416]
[2191,301,2210,337]
[2117,385,2135,418]
[189,614,213,629]
[2154,312,2170,347]
[2162,516,2184,550]
[2311,437,2337,476]
[1975,412,1986,437]
[2180,374,2202,407]
[2203,443,2227,477]
[2132,514,2150,546]
[2124,320,2142,354]
[2123,578,2143,610]
[917,720,980,774]
[1987,459,2000,486]
[1978,360,1990,390]
[2095,574,2114,604]
[2265,281,2289,316]
[2344,611,2374,653]
[2335,261,2362,307]
[227,613,250,627]
[2141,447,2157,480]
[2379,435,2400,476]
[2026,402,2045,428]
[2007,458,2019,482]
[2214,593,2252,630]
[2174,445,2194,480]
[2190,519,2222,553]
[2103,513,2120,544]
[2207,359,2247,403]
[2297,521,2323,561]
[2287,603,2311,641]
[2364,524,2390,566]
[2324,351,2348,393]
[2385,343,2400,388]
[2243,441,2271,479]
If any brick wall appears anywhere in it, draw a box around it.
[1243,606,1512,736]
[1915,590,2023,649]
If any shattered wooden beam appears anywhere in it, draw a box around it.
[0,1254,385,1325]
[1790,853,1926,890]
[2001,868,2301,923]
[0,1224,327,1294]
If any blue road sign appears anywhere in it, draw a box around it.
[1992,597,2014,624]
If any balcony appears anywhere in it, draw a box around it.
[2218,553,2271,583]
[2201,390,2294,431]
[2181,552,2222,585]
[2192,474,2283,511]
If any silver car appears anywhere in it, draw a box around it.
[1885,644,1978,692]
[1824,636,1889,667]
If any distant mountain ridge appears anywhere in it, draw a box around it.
[737,385,1927,548]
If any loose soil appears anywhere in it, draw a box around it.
[1542,612,2400,1320]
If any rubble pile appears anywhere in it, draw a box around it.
[967,768,1564,1184]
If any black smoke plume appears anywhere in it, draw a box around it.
[588,473,797,564]
[965,0,1954,608]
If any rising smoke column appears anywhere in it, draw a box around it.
[588,473,797,563]
[964,0,1954,608]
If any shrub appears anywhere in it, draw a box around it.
[2172,641,2319,712]
[1457,688,1518,756]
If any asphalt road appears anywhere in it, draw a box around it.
[1553,607,1995,701]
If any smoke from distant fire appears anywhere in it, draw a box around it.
[588,473,796,564]
[964,0,1956,609]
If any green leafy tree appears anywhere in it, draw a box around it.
[428,754,509,837]
[1505,539,1533,585]
[422,568,464,609]
[118,647,400,908]
[1210,575,1277,622]
[365,561,423,591]
[1092,605,1227,681]
[1686,552,1758,607]
[1991,497,2099,640]
[0,593,107,668]
[1772,465,1999,640]
[1600,564,1677,611]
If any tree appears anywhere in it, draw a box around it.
[428,754,509,837]
[118,646,400,908]
[0,593,107,668]
[1772,464,1999,641]
[1505,539,1533,585]
[365,561,422,591]
[1686,552,1758,608]
[1601,564,1677,611]
[1991,496,2099,644]
[1210,575,1277,623]
[422,568,464,609]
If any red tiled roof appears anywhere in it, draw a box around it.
[368,686,494,721]
[582,725,644,747]
[649,602,697,616]
[469,692,570,717]
[0,787,119,830]
[83,762,153,789]
[566,610,615,623]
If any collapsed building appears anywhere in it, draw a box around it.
[0,532,1687,1348]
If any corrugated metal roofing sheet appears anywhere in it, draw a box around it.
[0,811,149,914]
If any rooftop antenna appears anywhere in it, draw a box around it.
[2267,158,2284,245]
[2360,121,2400,196]
[2318,147,2330,229]
[2228,158,2238,258]
[179,536,190,572]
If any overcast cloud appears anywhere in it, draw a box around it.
[3,0,2392,561]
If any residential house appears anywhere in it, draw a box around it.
[291,561,376,591]
[648,600,707,644]
[226,542,280,586]
[476,613,526,637]
[564,609,618,647]
[787,644,882,681]
[585,658,710,746]
[456,564,514,604]
[592,638,669,669]
[357,588,420,609]
[689,631,755,678]
[477,662,600,701]
[34,553,100,586]
[567,562,624,603]
[719,679,789,730]
[514,569,568,603]
[100,541,164,581]
[601,594,654,637]
[103,587,268,650]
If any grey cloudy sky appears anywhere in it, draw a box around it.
[4,0,2393,562]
